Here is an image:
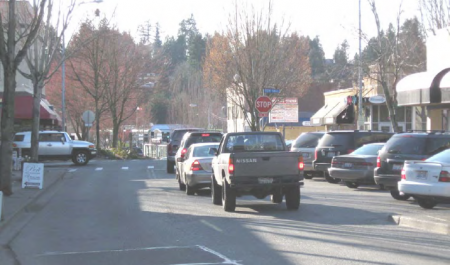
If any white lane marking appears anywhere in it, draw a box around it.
[200,220,222,232]
[148,166,154,169]
[196,245,242,265]
[68,169,77,173]
[95,167,103,171]
[122,167,129,170]
[426,216,447,222]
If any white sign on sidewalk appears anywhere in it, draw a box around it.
[22,163,44,189]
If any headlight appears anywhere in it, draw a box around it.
[89,145,95,149]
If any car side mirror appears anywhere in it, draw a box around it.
[176,157,184,162]
[209,148,218,156]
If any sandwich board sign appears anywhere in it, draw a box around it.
[22,163,44,189]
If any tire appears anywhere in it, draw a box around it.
[177,175,186,191]
[344,181,359,189]
[271,190,283,203]
[167,161,175,174]
[222,178,236,212]
[185,175,195,195]
[417,198,438,209]
[325,172,341,184]
[211,174,222,205]
[285,186,300,210]
[390,190,411,201]
[304,174,313,180]
[73,150,89,166]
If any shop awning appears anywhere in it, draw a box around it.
[14,95,58,120]
[323,100,348,124]
[310,100,343,126]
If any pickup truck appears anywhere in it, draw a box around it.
[211,132,304,212]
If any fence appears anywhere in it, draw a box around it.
[143,143,167,159]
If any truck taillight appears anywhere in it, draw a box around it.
[298,156,304,170]
[439,171,450,182]
[168,144,173,154]
[315,150,318,160]
[190,160,203,171]
[228,158,234,174]
[181,148,187,158]
[376,156,381,168]
[401,168,406,180]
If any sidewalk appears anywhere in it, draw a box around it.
[0,167,67,232]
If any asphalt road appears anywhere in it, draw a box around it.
[4,159,450,265]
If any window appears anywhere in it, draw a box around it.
[426,137,450,155]
[373,105,379,122]
[193,145,219,157]
[14,135,25,141]
[415,106,427,131]
[39,133,64,142]
[380,105,389,122]
[226,134,284,152]
[396,107,405,122]
[292,133,324,148]
[427,149,450,163]
[384,136,427,155]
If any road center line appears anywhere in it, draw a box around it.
[95,167,103,171]
[68,169,77,172]
[122,167,129,170]
[148,166,154,169]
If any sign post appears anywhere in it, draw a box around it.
[82,110,95,141]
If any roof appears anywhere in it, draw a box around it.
[16,130,66,134]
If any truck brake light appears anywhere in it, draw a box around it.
[376,156,381,168]
[401,168,406,180]
[181,148,187,158]
[228,158,234,174]
[298,156,304,170]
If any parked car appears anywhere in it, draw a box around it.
[374,132,450,200]
[313,130,393,184]
[399,149,450,209]
[13,131,97,166]
[166,128,203,173]
[175,131,223,189]
[211,132,304,212]
[328,143,385,188]
[178,143,220,195]
[290,132,325,179]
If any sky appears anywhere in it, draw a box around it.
[70,0,422,58]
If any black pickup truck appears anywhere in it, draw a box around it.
[211,132,304,212]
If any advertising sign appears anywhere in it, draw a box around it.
[269,97,298,123]
[22,163,44,189]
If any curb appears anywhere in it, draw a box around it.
[0,170,67,233]
[389,214,450,235]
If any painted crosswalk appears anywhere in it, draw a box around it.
[66,165,158,173]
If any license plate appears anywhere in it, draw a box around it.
[302,153,310,158]
[416,171,428,180]
[344,163,353,168]
[258,178,273,184]
[327,152,335,157]
[392,164,403,171]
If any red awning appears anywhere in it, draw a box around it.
[13,95,58,120]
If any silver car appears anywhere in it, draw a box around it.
[290,132,325,179]
[328,143,385,189]
[178,143,219,195]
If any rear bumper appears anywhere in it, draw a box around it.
[303,162,314,172]
[398,181,450,198]
[229,174,303,190]
[313,162,331,172]
[186,172,212,187]
[328,168,373,181]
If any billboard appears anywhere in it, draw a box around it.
[269,97,298,123]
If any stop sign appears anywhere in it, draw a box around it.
[255,96,272,112]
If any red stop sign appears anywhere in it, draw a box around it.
[255,96,272,112]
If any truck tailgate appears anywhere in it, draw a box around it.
[232,152,300,177]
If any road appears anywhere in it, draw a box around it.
[3,159,450,265]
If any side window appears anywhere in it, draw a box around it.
[355,134,369,147]
[377,133,393,143]
[427,137,450,155]
[39,133,51,142]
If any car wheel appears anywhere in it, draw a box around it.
[167,161,175,174]
[325,172,341,184]
[285,186,300,210]
[390,190,411,201]
[417,198,438,209]
[73,150,89,166]
[185,175,195,195]
[344,181,359,189]
[271,189,283,203]
[211,174,222,205]
[177,174,186,191]
[222,177,236,212]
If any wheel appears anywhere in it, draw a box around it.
[271,190,283,203]
[304,174,313,180]
[417,198,438,209]
[344,181,359,189]
[167,161,175,173]
[325,172,341,184]
[285,186,300,210]
[72,150,89,166]
[185,175,195,195]
[211,174,222,205]
[390,190,411,201]
[177,174,186,191]
[222,177,236,212]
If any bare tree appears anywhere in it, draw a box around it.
[203,2,311,131]
[420,0,450,35]
[0,0,47,195]
[18,0,75,162]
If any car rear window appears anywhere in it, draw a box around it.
[186,134,222,147]
[318,133,353,148]
[293,133,323,148]
[225,134,284,152]
[193,144,218,157]
[14,135,25,141]
[383,135,427,155]
[426,149,450,163]
[351,144,384,155]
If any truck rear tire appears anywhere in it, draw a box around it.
[271,190,283,203]
[211,174,222,205]
[285,186,300,210]
[222,178,236,212]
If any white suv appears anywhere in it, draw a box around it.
[13,131,97,166]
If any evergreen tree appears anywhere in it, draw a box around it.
[308,36,326,80]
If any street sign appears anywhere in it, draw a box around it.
[263,88,280,94]
[82,110,95,126]
[255,96,272,113]
[22,163,44,189]
[269,97,298,123]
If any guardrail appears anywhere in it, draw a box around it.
[143,143,167,159]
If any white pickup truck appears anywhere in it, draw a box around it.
[211,132,304,212]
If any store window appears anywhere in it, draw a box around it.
[415,106,427,131]
[373,105,379,122]
[397,107,405,122]
[380,105,389,122]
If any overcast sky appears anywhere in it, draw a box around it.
[70,0,422,58]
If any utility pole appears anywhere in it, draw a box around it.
[357,0,364,130]
[61,34,66,131]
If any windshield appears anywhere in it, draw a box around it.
[292,133,324,148]
[351,144,384,155]
[193,144,219,157]
[225,134,284,152]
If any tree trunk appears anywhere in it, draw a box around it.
[0,65,17,196]
[112,124,119,148]
[30,82,44,162]
[382,81,399,132]
[95,110,101,150]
